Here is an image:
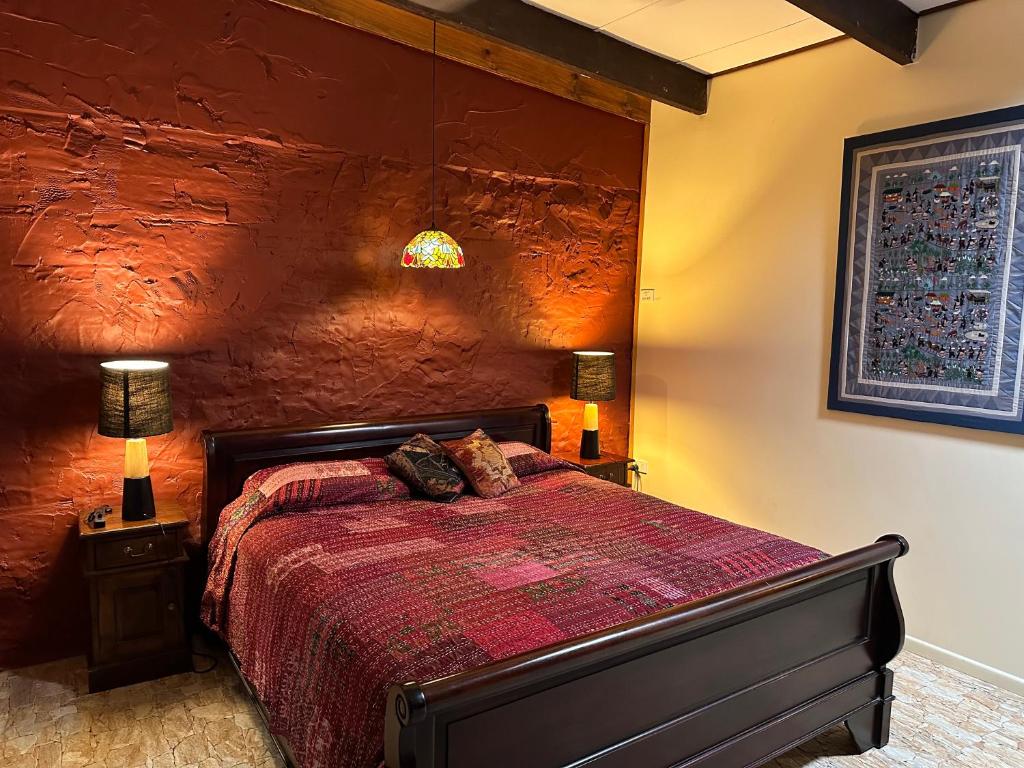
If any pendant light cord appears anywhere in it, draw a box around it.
[431,21,437,229]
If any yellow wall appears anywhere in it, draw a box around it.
[635,0,1024,690]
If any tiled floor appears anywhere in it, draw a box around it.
[1,650,1021,767]
[0,657,283,768]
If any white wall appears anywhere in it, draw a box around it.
[634,0,1024,691]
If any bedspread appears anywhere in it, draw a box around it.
[203,464,826,768]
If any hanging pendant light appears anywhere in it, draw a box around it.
[402,22,464,269]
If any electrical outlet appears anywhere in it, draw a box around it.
[634,459,649,474]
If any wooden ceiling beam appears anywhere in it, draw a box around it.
[273,0,655,121]
[273,0,706,120]
[436,23,652,123]
[377,0,707,114]
[786,0,919,65]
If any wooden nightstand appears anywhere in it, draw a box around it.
[555,451,635,488]
[79,502,191,692]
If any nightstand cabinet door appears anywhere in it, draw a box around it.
[93,565,185,664]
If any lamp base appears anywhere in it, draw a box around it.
[122,476,156,521]
[580,429,600,460]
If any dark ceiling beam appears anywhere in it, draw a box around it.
[786,0,919,65]
[372,0,709,114]
[273,0,654,121]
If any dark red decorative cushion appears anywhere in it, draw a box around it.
[386,433,466,502]
[498,441,581,478]
[441,429,520,498]
[263,458,408,513]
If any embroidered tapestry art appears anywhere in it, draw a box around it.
[829,105,1024,434]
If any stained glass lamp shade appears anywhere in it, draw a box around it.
[402,229,465,269]
[402,21,464,270]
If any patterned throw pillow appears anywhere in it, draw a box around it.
[499,441,582,478]
[385,433,466,502]
[259,458,409,514]
[441,429,521,498]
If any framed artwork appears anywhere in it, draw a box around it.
[829,105,1024,434]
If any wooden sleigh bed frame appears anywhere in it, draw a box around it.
[201,404,908,768]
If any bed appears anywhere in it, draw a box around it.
[200,404,908,768]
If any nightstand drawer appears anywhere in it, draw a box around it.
[590,464,627,486]
[94,533,169,570]
[554,451,634,489]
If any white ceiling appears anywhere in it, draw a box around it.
[524,0,962,74]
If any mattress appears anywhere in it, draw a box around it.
[202,452,826,768]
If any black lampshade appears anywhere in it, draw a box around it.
[570,351,616,402]
[99,361,173,438]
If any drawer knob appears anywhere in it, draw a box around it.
[167,602,177,612]
[123,542,154,557]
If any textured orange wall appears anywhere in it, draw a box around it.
[0,0,642,667]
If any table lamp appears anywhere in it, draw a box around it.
[570,351,616,460]
[98,360,173,521]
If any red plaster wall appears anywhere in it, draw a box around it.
[0,0,643,667]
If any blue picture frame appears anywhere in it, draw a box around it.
[829,105,1024,435]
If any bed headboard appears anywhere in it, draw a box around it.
[201,404,551,544]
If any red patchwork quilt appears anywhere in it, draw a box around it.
[202,452,826,768]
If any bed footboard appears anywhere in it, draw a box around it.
[384,534,908,768]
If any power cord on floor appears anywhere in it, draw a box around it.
[192,649,218,674]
